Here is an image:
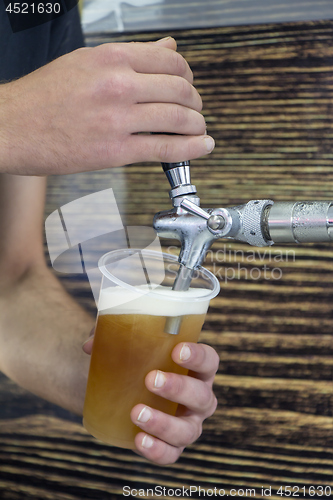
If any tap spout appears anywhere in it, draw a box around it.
[155,161,333,334]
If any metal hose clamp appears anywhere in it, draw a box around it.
[242,199,274,247]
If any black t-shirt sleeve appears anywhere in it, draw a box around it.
[0,1,84,81]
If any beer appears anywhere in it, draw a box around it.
[83,286,209,449]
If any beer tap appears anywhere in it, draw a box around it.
[153,161,333,333]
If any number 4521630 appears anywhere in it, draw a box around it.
[277,486,332,497]
[6,3,61,14]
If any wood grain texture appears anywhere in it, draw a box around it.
[83,0,333,33]
[1,20,333,499]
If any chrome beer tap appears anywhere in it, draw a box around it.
[153,161,333,333]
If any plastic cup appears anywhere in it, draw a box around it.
[83,248,219,449]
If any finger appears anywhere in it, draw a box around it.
[134,431,183,466]
[131,404,201,448]
[134,73,202,111]
[124,133,215,165]
[145,370,218,415]
[128,103,206,136]
[98,42,193,83]
[152,36,178,51]
[172,342,220,383]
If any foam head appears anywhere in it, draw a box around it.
[98,285,211,316]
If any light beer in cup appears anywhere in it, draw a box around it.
[83,249,219,449]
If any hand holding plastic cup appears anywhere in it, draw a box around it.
[83,249,219,449]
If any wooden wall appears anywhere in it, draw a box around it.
[82,0,333,33]
[0,19,332,499]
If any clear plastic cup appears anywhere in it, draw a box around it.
[83,248,219,449]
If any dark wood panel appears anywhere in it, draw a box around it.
[1,20,332,499]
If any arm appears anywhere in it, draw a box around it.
[0,174,219,463]
[0,37,214,176]
[0,174,94,414]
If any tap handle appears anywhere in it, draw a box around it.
[180,198,227,231]
[161,161,197,199]
[161,161,190,172]
[180,198,209,220]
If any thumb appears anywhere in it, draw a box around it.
[82,327,95,355]
[153,36,177,50]
[82,336,94,355]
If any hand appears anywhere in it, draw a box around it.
[0,37,214,176]
[83,338,219,465]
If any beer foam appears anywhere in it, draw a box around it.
[98,285,211,316]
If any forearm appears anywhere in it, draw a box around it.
[0,262,95,415]
[0,173,95,415]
